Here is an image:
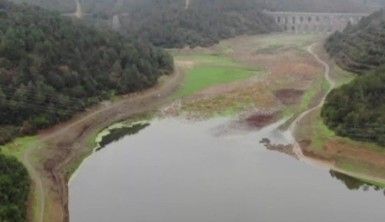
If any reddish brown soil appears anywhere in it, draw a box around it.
[274,89,304,105]
[245,111,280,128]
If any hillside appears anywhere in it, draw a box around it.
[325,9,385,74]
[0,0,173,145]
[322,9,385,146]
[11,0,383,48]
[122,0,277,48]
[10,0,76,12]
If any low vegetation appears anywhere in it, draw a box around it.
[174,54,257,97]
[0,0,173,144]
[323,9,385,146]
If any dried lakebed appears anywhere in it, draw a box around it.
[69,117,385,222]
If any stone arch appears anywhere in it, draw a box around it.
[308,16,312,22]
[300,16,304,23]
[277,16,281,23]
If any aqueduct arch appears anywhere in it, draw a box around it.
[263,10,368,33]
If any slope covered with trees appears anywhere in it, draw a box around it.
[120,0,277,48]
[0,155,30,222]
[0,0,173,144]
[10,0,76,12]
[325,9,385,74]
[322,9,385,146]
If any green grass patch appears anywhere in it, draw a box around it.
[332,64,355,87]
[312,115,335,150]
[337,159,385,188]
[174,54,260,98]
[177,66,256,97]
[0,136,40,160]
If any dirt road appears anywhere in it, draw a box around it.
[25,67,184,222]
[287,43,334,161]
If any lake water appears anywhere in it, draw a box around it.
[69,117,385,222]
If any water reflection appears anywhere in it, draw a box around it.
[330,170,385,195]
[96,122,150,151]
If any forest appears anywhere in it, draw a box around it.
[322,9,385,146]
[322,67,385,146]
[122,0,277,48]
[0,154,30,222]
[325,9,385,74]
[0,0,173,144]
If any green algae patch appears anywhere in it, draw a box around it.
[95,121,150,151]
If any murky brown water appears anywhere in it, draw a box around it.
[69,117,385,222]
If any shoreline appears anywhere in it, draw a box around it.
[68,119,151,185]
[24,66,185,222]
[291,42,385,187]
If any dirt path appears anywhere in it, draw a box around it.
[284,43,385,184]
[23,146,45,222]
[25,67,184,222]
[286,43,334,163]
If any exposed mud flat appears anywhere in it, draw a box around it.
[260,138,296,158]
[243,111,281,128]
[274,89,304,105]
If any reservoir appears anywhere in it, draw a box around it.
[69,117,385,222]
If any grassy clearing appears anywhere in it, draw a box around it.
[174,54,260,98]
[336,158,385,188]
[0,136,43,222]
[0,136,40,160]
[332,64,355,87]
[311,112,335,150]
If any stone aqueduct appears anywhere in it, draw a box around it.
[263,10,369,33]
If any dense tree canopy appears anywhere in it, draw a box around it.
[325,9,385,74]
[0,0,173,144]
[0,154,30,222]
[322,67,385,146]
[120,0,277,48]
[322,9,385,146]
